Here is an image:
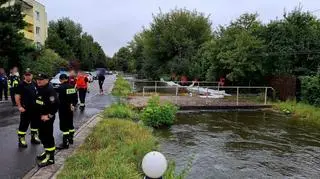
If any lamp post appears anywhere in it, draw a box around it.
[142,151,168,179]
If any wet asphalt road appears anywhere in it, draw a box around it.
[0,75,116,179]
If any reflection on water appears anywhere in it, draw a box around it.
[155,111,320,178]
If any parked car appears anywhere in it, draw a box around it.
[91,71,98,80]
[85,72,94,82]
[50,72,69,88]
[106,71,113,75]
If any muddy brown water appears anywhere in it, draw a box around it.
[155,111,320,179]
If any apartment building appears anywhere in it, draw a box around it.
[6,0,48,46]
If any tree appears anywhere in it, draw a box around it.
[205,14,265,84]
[22,49,68,77]
[46,18,107,70]
[261,9,320,76]
[133,9,213,79]
[0,0,28,69]
[112,47,132,72]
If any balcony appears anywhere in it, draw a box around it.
[24,14,34,25]
[23,30,34,41]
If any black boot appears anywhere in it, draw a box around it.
[18,135,28,148]
[37,151,55,168]
[57,135,69,149]
[69,130,75,145]
[36,152,46,161]
[31,131,41,145]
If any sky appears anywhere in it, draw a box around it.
[37,0,320,56]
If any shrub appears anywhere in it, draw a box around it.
[21,49,68,77]
[112,76,132,98]
[300,76,320,106]
[104,104,138,119]
[141,96,178,128]
[273,100,320,122]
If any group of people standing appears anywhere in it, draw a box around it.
[0,66,107,168]
[0,67,21,104]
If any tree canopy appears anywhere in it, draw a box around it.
[0,0,29,69]
[112,8,320,85]
[46,18,108,70]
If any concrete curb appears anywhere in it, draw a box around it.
[23,114,104,179]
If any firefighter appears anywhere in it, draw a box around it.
[35,73,59,167]
[8,67,20,106]
[0,68,8,101]
[56,74,77,149]
[76,71,89,111]
[68,70,78,107]
[15,69,40,148]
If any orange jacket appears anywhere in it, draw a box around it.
[76,74,88,89]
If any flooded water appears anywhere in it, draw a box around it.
[156,111,320,179]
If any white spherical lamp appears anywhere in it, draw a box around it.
[142,151,168,179]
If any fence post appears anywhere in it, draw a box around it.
[133,81,135,93]
[264,88,268,105]
[143,87,145,97]
[175,86,178,104]
[236,87,239,106]
[155,81,157,93]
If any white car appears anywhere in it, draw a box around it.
[50,72,69,88]
[85,72,94,83]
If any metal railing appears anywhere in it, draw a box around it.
[130,80,220,93]
[141,85,275,105]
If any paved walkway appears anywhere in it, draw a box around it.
[0,75,116,178]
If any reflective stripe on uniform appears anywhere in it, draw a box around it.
[40,154,50,163]
[31,128,38,132]
[63,132,69,135]
[69,129,75,133]
[13,80,19,87]
[45,147,56,152]
[36,100,44,105]
[17,131,26,135]
[80,103,85,107]
[66,88,76,94]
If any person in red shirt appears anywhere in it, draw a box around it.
[76,71,88,111]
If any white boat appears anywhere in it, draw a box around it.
[160,79,231,98]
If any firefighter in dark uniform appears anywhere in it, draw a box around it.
[56,74,77,149]
[35,73,59,167]
[15,69,40,147]
[8,68,20,106]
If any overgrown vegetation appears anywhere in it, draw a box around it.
[300,76,320,106]
[58,119,157,179]
[58,77,186,178]
[111,8,320,85]
[46,18,108,70]
[104,103,138,119]
[111,76,132,98]
[273,101,320,122]
[141,96,178,128]
[21,49,68,77]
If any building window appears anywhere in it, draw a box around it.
[36,27,40,35]
[36,11,40,21]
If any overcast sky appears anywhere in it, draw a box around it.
[37,0,320,56]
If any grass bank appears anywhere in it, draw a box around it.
[58,76,185,178]
[58,118,157,178]
[273,101,320,122]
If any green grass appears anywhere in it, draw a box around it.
[112,76,132,98]
[57,119,157,179]
[104,103,138,120]
[273,101,320,122]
